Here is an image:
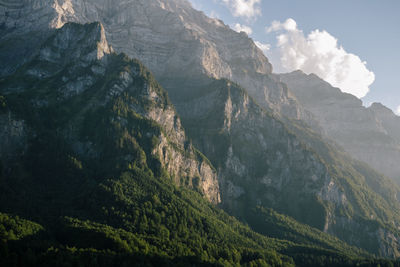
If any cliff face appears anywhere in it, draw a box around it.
[369,102,400,144]
[0,0,317,122]
[0,0,57,76]
[0,0,270,79]
[174,79,400,257]
[66,0,272,81]
[176,80,327,218]
[279,71,400,183]
[0,21,220,204]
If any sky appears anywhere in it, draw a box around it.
[188,0,400,113]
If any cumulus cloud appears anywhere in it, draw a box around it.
[232,23,253,35]
[267,18,297,32]
[254,41,270,54]
[268,18,375,98]
[221,0,261,19]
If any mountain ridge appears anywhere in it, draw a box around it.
[0,0,319,124]
[279,70,400,184]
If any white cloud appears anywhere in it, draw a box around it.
[267,18,297,32]
[396,105,400,116]
[232,23,253,35]
[254,41,270,54]
[268,18,375,99]
[221,0,261,19]
[209,10,220,19]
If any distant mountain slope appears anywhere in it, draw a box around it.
[279,71,400,183]
[0,22,379,267]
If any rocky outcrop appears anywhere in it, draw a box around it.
[279,70,400,183]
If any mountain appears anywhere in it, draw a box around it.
[173,77,400,257]
[279,71,400,184]
[0,21,220,204]
[2,0,400,263]
[0,21,385,267]
[0,0,318,125]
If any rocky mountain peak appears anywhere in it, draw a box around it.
[41,22,113,63]
[19,21,113,81]
[369,102,396,115]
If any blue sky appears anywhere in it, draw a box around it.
[188,0,400,112]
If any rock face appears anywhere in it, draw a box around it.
[174,78,400,257]
[0,22,220,204]
[176,80,328,223]
[0,0,270,78]
[369,102,400,144]
[0,0,58,76]
[0,113,27,164]
[279,71,400,183]
[0,0,316,122]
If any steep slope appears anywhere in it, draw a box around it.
[0,22,378,267]
[279,71,400,183]
[175,78,400,257]
[0,21,220,203]
[0,0,317,123]
[0,0,61,76]
[369,103,400,144]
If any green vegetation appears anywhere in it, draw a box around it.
[0,23,399,266]
[0,213,44,241]
[247,206,363,255]
[286,118,400,248]
[0,49,294,266]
